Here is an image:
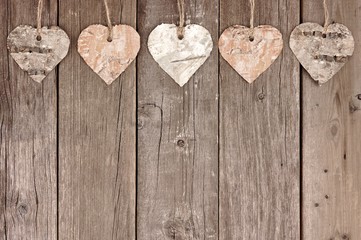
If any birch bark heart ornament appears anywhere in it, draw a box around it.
[219,0,283,83]
[290,0,355,84]
[290,23,354,84]
[7,0,70,83]
[77,0,140,85]
[219,25,283,83]
[148,24,213,87]
[78,25,140,85]
[148,0,213,87]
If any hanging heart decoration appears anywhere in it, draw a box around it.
[219,25,283,83]
[290,0,354,84]
[7,25,70,83]
[219,0,283,83]
[290,23,354,84]
[148,0,213,87]
[77,0,140,85]
[7,0,70,83]
[148,24,213,87]
[78,24,140,85]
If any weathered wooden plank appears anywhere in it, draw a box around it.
[302,1,361,239]
[0,0,58,239]
[58,0,136,239]
[219,0,300,239]
[137,0,219,239]
[0,1,10,239]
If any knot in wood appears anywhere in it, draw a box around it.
[177,139,185,147]
[342,234,350,240]
[163,217,196,239]
[137,119,144,130]
[18,203,28,216]
[257,92,265,101]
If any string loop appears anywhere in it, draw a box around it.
[249,0,255,39]
[323,0,330,31]
[177,0,185,39]
[250,0,255,29]
[36,0,43,40]
[104,0,113,41]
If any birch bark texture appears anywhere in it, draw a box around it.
[148,23,213,87]
[290,22,354,84]
[78,24,140,85]
[219,25,283,83]
[7,25,70,83]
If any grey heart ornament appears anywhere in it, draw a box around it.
[7,25,70,83]
[290,23,354,84]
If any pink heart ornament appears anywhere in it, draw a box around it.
[219,25,283,83]
[78,24,140,85]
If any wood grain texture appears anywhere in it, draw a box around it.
[219,0,300,239]
[302,1,361,239]
[0,1,9,238]
[137,0,219,239]
[58,0,136,239]
[0,0,58,239]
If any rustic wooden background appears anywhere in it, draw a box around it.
[0,0,360,239]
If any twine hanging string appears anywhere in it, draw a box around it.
[36,0,43,40]
[177,0,185,39]
[104,0,113,41]
[250,0,255,29]
[249,0,255,40]
[323,0,330,31]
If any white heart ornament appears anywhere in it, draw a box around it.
[219,25,283,83]
[78,24,140,85]
[148,24,213,87]
[7,25,70,83]
[290,23,355,84]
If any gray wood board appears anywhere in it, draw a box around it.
[1,0,361,239]
[302,0,361,239]
[0,0,58,239]
[219,0,301,239]
[137,0,219,239]
[58,0,136,239]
